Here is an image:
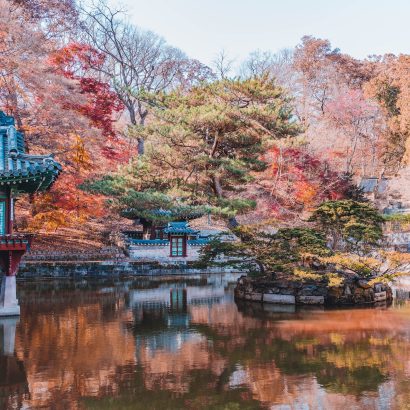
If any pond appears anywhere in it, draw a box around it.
[1,273,410,409]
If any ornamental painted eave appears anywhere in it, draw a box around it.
[0,111,61,193]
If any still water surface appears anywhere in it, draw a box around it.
[1,273,410,409]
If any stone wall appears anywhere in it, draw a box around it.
[17,260,240,278]
[235,275,393,307]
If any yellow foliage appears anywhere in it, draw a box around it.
[28,210,71,232]
[330,333,345,345]
[319,253,380,276]
[324,349,384,370]
[381,251,410,269]
[295,339,319,349]
[326,273,344,287]
[71,134,92,171]
[293,268,322,281]
[369,336,391,346]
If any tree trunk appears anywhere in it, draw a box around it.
[255,260,265,275]
[137,138,145,156]
[212,176,223,198]
[136,110,148,156]
[125,103,146,156]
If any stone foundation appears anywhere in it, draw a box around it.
[235,275,393,307]
[0,276,20,316]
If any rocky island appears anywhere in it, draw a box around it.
[234,274,392,306]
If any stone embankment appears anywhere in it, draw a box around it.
[235,275,392,306]
[18,260,240,278]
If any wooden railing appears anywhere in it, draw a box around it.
[0,233,33,245]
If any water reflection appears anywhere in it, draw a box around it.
[1,274,410,409]
[0,318,28,409]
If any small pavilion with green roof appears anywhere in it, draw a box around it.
[0,111,61,316]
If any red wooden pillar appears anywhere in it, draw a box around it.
[183,234,187,257]
[0,250,25,277]
[0,189,27,277]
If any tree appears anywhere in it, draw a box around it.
[140,76,300,217]
[318,251,410,281]
[212,50,234,80]
[252,145,365,222]
[82,76,299,225]
[79,1,213,154]
[0,0,132,231]
[50,42,124,139]
[364,55,410,172]
[240,49,294,85]
[309,200,384,253]
[200,226,329,276]
[325,89,381,174]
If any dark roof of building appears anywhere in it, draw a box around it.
[0,111,61,193]
[163,221,199,235]
[121,205,208,222]
[359,177,388,194]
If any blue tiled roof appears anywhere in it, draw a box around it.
[163,221,199,235]
[0,111,61,193]
[131,239,169,245]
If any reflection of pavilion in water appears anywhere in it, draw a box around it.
[0,318,28,409]
[129,273,238,311]
[129,277,236,355]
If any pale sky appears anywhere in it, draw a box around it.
[107,0,410,67]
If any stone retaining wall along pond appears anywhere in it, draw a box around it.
[17,260,241,278]
[234,275,393,307]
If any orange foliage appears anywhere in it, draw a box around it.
[29,174,106,231]
[252,145,353,221]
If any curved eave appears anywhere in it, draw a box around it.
[121,209,205,222]
[0,167,61,194]
[163,228,200,235]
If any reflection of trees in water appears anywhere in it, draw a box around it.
[7,278,410,409]
[227,302,410,404]
[14,283,137,409]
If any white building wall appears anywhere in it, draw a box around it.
[129,244,202,262]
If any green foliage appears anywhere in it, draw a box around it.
[341,173,367,202]
[199,226,329,276]
[374,81,400,117]
[309,200,384,253]
[214,198,257,216]
[82,175,210,223]
[82,76,300,221]
[80,175,128,197]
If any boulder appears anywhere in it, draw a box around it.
[297,295,325,305]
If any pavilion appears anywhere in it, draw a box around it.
[0,111,61,316]
[123,207,220,261]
